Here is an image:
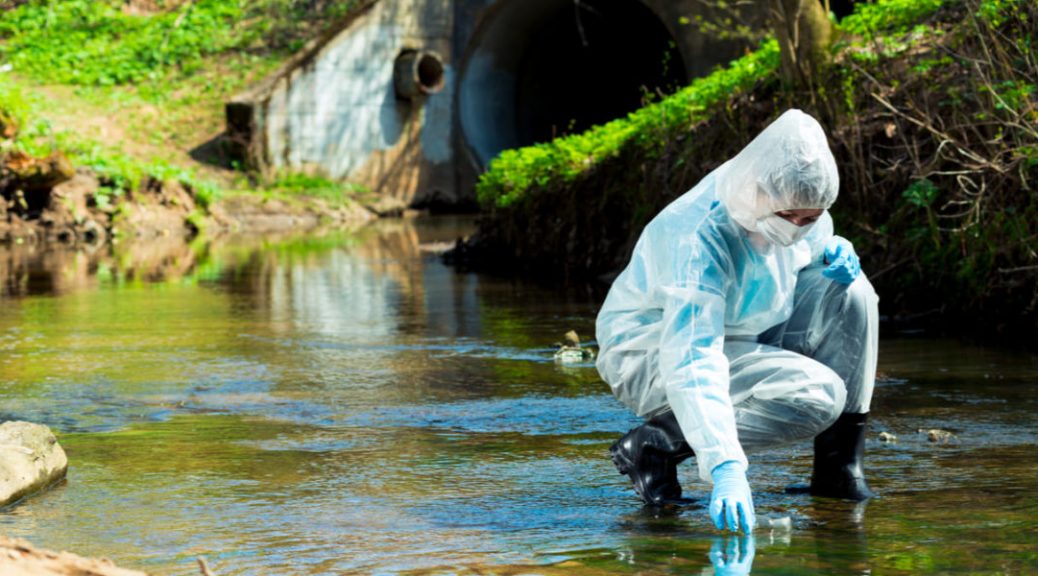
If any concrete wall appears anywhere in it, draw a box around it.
[228,0,752,209]
[228,0,458,207]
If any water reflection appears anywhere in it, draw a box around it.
[709,534,755,575]
[0,217,1036,575]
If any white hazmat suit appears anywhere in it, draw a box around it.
[596,109,879,482]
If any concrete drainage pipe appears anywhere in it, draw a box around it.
[394,49,447,99]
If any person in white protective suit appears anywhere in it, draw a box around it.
[596,109,879,533]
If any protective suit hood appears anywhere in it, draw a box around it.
[717,109,839,234]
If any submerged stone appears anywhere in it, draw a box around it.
[0,421,68,508]
[921,428,956,443]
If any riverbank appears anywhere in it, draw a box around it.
[0,0,399,247]
[0,156,402,247]
[457,0,1038,340]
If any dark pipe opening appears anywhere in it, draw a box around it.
[416,53,446,93]
[394,50,446,99]
[459,0,688,166]
[515,0,687,145]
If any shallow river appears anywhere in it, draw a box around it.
[1,216,1036,575]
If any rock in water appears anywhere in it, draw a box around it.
[921,428,956,443]
[0,421,68,507]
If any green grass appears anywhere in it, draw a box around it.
[0,0,250,86]
[259,171,371,205]
[0,0,364,205]
[0,0,360,87]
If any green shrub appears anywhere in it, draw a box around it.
[838,0,945,37]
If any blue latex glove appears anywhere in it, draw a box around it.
[709,461,756,533]
[709,534,756,576]
[823,236,861,285]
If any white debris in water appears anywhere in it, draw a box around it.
[553,347,594,363]
[879,431,897,443]
[553,330,596,363]
[759,515,792,531]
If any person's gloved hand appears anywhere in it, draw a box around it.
[709,534,756,576]
[709,461,755,533]
[823,236,860,285]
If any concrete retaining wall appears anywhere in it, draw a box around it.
[228,0,751,208]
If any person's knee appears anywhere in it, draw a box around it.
[793,364,847,436]
[743,362,846,445]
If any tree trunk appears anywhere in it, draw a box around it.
[769,0,834,91]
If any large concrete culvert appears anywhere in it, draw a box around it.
[459,0,689,167]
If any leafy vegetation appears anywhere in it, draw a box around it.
[837,0,943,37]
[0,0,360,87]
[833,0,1038,330]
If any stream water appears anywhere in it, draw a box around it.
[1,216,1036,575]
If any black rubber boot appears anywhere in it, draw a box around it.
[810,412,877,500]
[609,411,694,505]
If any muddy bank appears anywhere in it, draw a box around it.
[0,151,400,247]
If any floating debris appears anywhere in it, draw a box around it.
[920,428,956,443]
[553,330,595,363]
[878,431,897,443]
[759,515,793,531]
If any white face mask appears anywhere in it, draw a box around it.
[756,214,815,247]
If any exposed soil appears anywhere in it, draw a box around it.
[0,156,385,247]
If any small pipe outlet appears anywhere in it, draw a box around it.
[394,50,445,99]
